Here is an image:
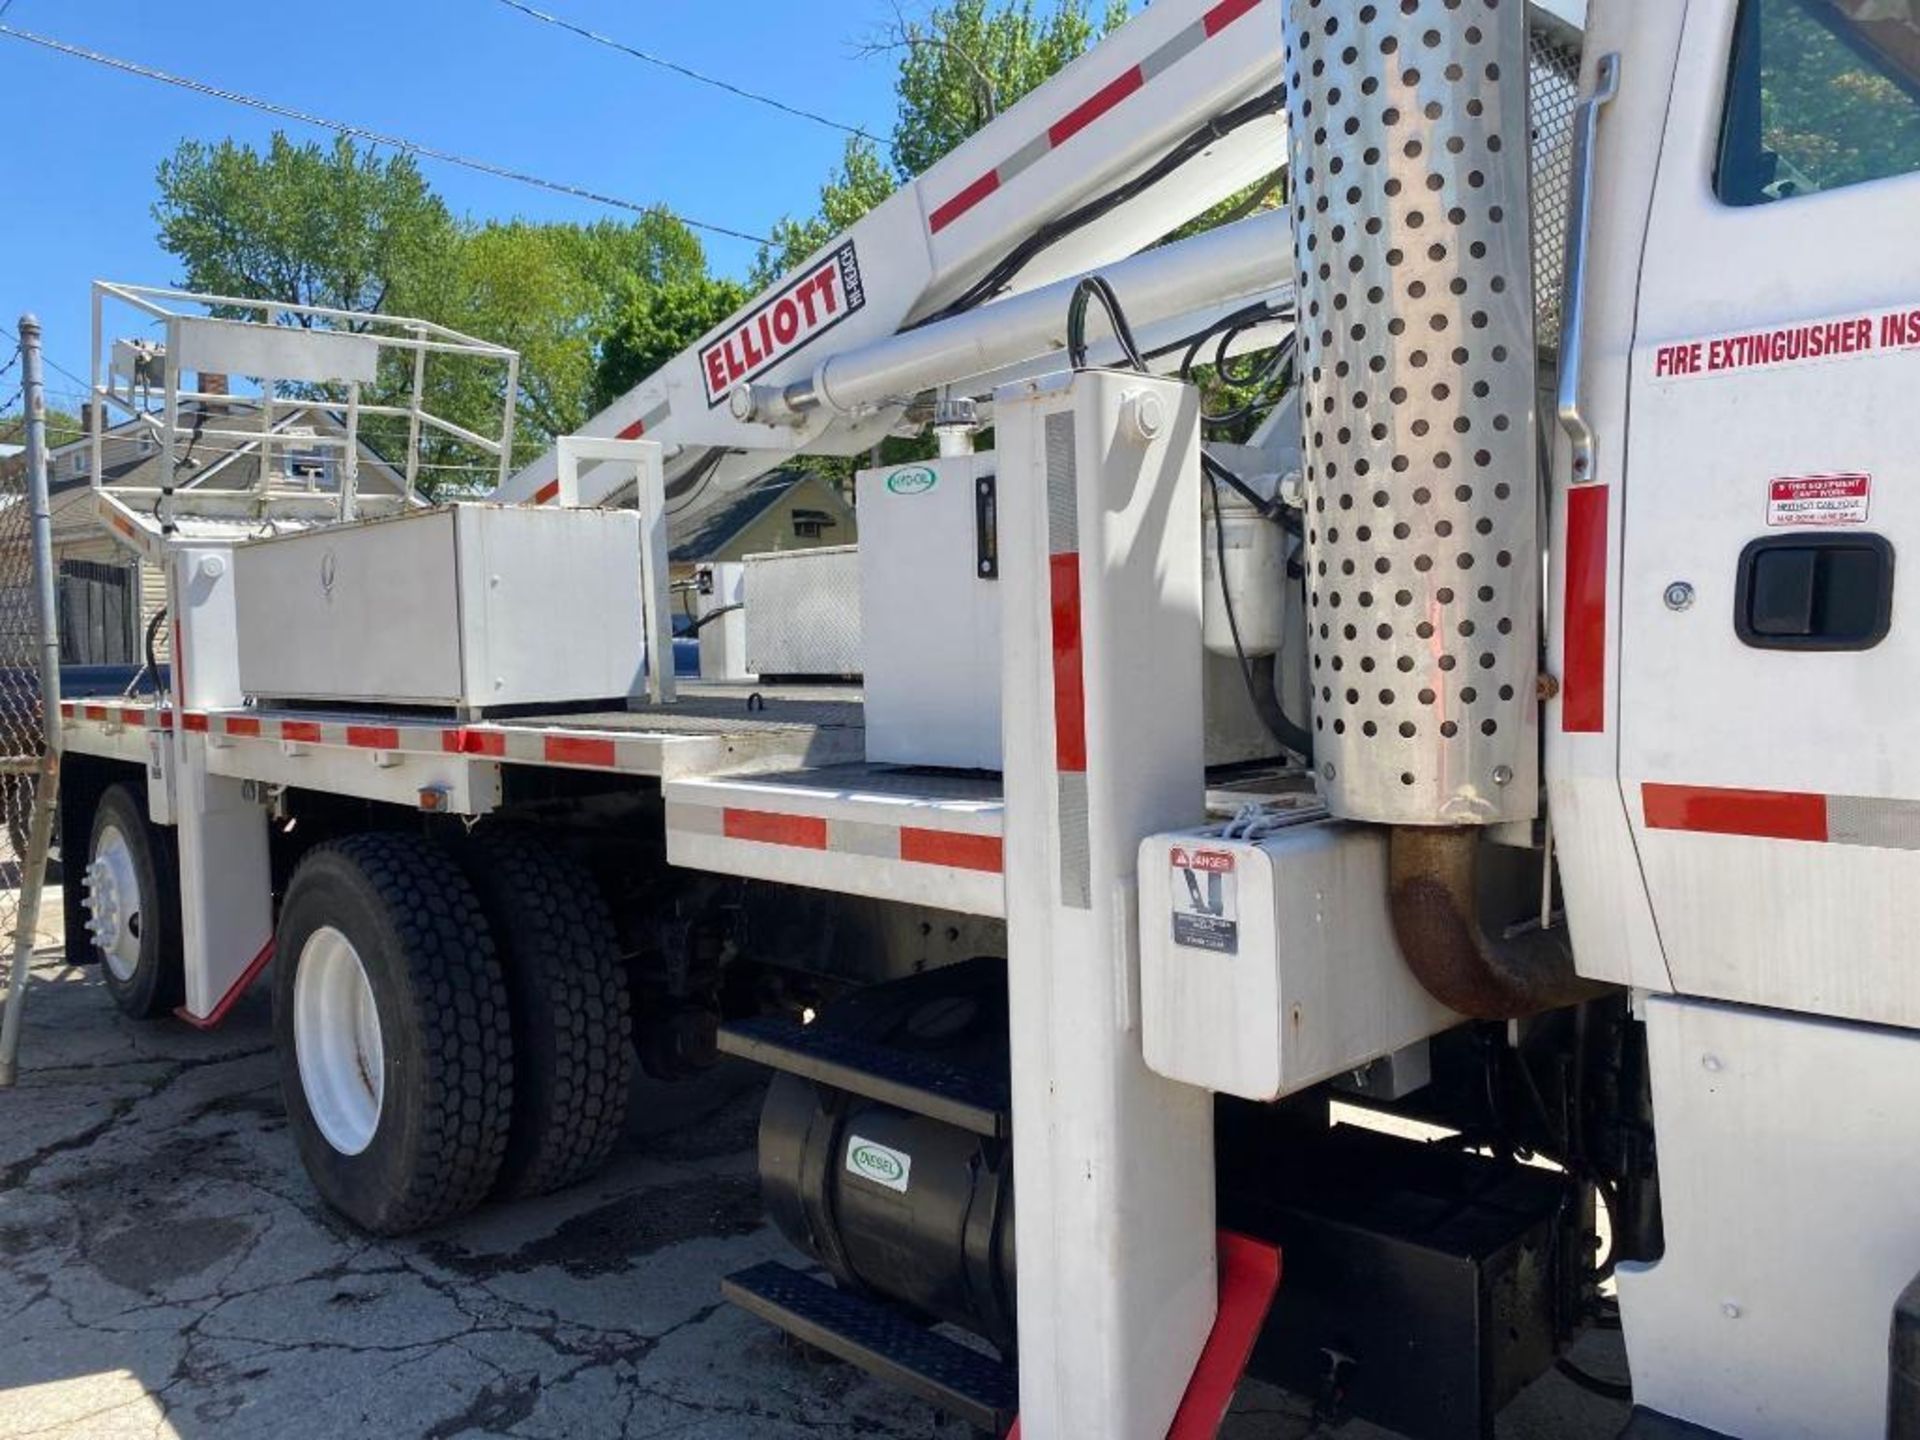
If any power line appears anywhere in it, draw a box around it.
[494,0,877,142]
[0,323,89,393]
[0,22,775,246]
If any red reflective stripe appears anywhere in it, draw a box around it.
[1561,484,1609,733]
[156,710,174,730]
[616,418,647,440]
[533,479,561,505]
[444,728,507,757]
[1642,783,1829,843]
[59,701,74,718]
[929,170,1002,235]
[1203,0,1262,35]
[224,716,261,738]
[723,808,829,850]
[83,705,109,721]
[175,939,275,1031]
[1049,66,1145,148]
[346,726,400,750]
[183,713,209,733]
[545,735,617,767]
[280,720,324,743]
[900,828,1003,874]
[1050,553,1087,773]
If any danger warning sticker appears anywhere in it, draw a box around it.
[1768,474,1871,528]
[700,242,867,407]
[1170,847,1238,955]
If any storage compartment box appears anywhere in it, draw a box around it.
[1139,816,1460,1101]
[744,545,861,678]
[233,504,647,712]
[856,456,1002,769]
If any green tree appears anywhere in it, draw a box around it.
[151,132,722,494]
[0,408,84,452]
[886,0,1129,179]
[594,274,751,412]
[400,213,710,468]
[154,134,454,321]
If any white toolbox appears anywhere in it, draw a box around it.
[1139,816,1460,1101]
[233,504,648,712]
[744,545,862,678]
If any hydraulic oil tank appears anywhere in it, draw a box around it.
[755,961,1017,1350]
[1285,0,1574,826]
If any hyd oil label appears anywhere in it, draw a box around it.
[845,1135,912,1193]
[885,466,937,496]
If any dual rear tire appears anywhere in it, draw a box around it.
[273,829,632,1234]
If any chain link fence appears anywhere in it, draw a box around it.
[0,433,51,903]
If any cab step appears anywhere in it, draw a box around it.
[718,1015,1009,1137]
[723,1261,1018,1432]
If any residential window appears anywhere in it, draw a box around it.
[1718,0,1920,205]
[791,508,836,540]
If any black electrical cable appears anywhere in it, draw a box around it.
[1066,276,1148,373]
[143,606,169,701]
[921,85,1288,325]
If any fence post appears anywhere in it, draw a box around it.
[0,313,66,1087]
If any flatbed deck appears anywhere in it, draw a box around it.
[61,686,1317,919]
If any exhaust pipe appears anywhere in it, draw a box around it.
[1388,827,1598,1020]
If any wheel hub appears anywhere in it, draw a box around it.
[84,825,144,983]
[293,926,386,1156]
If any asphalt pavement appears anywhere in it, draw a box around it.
[0,905,1630,1440]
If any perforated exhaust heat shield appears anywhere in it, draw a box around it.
[1288,0,1556,827]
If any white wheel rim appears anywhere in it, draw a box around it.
[293,926,386,1157]
[85,823,145,983]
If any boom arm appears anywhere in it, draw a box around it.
[493,0,1290,521]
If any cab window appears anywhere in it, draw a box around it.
[1718,0,1920,205]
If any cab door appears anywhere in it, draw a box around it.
[1618,0,1920,1028]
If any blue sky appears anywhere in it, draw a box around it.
[0,1,911,410]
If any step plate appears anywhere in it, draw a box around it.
[723,1262,1018,1432]
[719,1015,1010,1137]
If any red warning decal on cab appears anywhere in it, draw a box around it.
[1768,474,1871,528]
[1652,304,1920,382]
[700,242,867,407]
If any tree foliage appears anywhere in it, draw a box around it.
[594,274,751,412]
[151,133,721,493]
[154,134,454,321]
[888,0,1129,179]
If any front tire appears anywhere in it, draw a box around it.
[274,834,513,1235]
[86,783,184,1020]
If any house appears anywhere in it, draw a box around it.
[0,382,412,668]
[667,469,858,587]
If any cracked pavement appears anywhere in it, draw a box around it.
[0,907,1630,1440]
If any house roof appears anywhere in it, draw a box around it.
[669,469,847,563]
[1,401,406,500]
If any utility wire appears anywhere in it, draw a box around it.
[494,0,877,142]
[0,323,89,393]
[0,23,774,246]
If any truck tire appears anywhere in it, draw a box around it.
[85,783,184,1020]
[456,828,633,1199]
[273,834,513,1235]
